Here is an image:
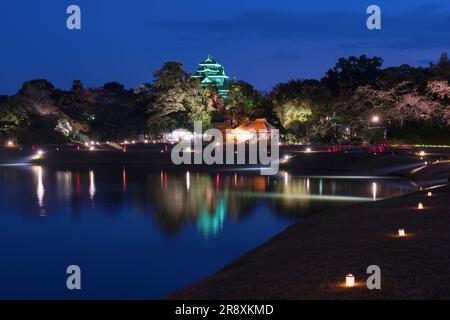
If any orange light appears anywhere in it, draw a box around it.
[427,192,432,197]
[346,274,355,287]
[398,229,406,237]
[418,202,424,210]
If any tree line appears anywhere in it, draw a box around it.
[1,53,449,145]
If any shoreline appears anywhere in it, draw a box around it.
[168,183,450,299]
[165,158,450,300]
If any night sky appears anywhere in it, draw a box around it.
[0,0,449,94]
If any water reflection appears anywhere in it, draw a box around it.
[4,166,418,236]
[89,170,96,201]
[372,182,378,201]
[0,165,421,299]
[32,166,45,216]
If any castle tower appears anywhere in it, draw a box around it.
[192,55,231,99]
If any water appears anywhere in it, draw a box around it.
[0,165,417,299]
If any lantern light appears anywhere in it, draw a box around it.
[345,274,355,287]
[7,140,14,147]
[418,202,424,210]
[398,229,406,237]
[32,150,44,160]
[427,192,432,197]
[419,151,426,157]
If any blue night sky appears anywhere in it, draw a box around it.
[0,0,449,95]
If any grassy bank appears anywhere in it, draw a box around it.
[168,185,450,299]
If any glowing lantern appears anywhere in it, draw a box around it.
[398,229,406,237]
[418,202,424,210]
[419,151,425,157]
[32,150,44,160]
[427,192,432,197]
[7,140,14,147]
[346,274,355,287]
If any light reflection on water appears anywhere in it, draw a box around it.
[26,166,416,237]
[0,165,417,299]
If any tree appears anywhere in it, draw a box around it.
[322,55,383,95]
[226,81,260,125]
[271,79,332,142]
[146,62,214,134]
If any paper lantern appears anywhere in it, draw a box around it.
[346,274,355,287]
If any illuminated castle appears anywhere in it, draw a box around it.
[192,55,232,99]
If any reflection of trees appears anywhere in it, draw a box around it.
[149,173,214,234]
[2,166,414,237]
[148,173,259,235]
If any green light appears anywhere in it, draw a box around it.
[192,55,231,99]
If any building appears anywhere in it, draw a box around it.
[192,55,232,99]
[231,118,275,142]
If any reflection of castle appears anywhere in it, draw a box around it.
[192,55,232,99]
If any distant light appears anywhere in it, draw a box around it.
[90,141,95,145]
[215,142,221,147]
[132,140,136,144]
[84,142,89,147]
[427,192,432,197]
[89,146,95,151]
[398,229,406,237]
[7,140,14,147]
[124,140,129,144]
[346,274,355,287]
[305,147,312,153]
[419,151,426,157]
[32,150,44,160]
[418,202,424,210]
[371,115,380,123]
[284,155,290,160]
[144,140,149,143]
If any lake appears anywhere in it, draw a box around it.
[0,165,417,299]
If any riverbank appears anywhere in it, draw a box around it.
[0,146,436,177]
[168,183,450,299]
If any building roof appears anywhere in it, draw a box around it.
[234,118,275,132]
[199,55,218,65]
